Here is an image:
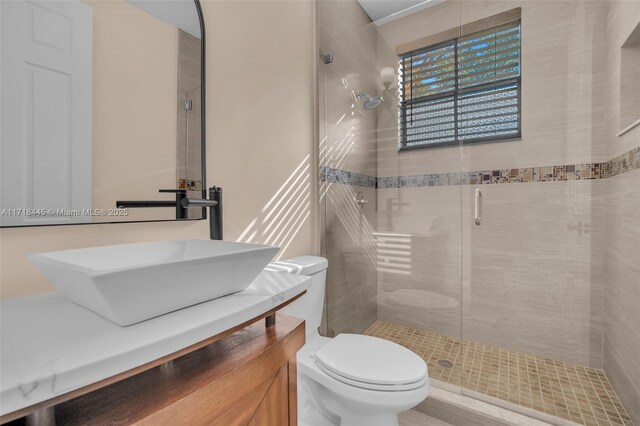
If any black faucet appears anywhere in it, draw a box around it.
[117,189,189,219]
[207,186,223,240]
[116,187,223,240]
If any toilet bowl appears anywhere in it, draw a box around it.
[266,256,430,426]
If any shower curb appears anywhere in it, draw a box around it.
[418,381,584,426]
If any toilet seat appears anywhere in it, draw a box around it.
[313,334,428,391]
[316,362,429,391]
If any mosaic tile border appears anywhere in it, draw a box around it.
[321,146,640,188]
[604,145,640,179]
[320,166,377,188]
[378,163,604,188]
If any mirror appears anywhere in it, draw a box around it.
[0,0,205,227]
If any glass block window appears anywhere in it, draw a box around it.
[399,21,521,150]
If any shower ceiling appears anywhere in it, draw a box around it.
[357,0,445,25]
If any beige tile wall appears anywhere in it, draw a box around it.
[460,180,604,368]
[376,186,462,339]
[603,171,640,424]
[603,1,640,423]
[375,179,605,368]
[323,184,378,334]
[605,0,640,160]
[376,0,608,177]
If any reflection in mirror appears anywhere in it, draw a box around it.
[0,0,204,227]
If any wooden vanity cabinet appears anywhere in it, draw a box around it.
[5,313,304,426]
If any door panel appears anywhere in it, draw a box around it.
[1,0,92,226]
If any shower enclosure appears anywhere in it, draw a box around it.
[318,1,639,425]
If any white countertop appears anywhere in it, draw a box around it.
[0,271,310,417]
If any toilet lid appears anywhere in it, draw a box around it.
[313,334,428,387]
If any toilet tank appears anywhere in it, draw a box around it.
[265,256,328,338]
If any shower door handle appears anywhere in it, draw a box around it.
[475,189,482,225]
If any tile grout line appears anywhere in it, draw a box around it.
[364,321,630,426]
[536,357,555,417]
[585,368,611,426]
[595,369,630,424]
[575,365,598,424]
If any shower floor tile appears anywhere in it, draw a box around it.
[363,320,632,426]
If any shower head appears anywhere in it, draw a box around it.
[356,91,383,110]
[364,96,383,110]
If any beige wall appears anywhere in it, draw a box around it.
[89,0,179,222]
[0,0,316,300]
[603,1,640,423]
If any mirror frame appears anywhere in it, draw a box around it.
[1,0,207,228]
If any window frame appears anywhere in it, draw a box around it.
[398,21,522,152]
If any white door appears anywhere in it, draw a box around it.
[1,0,92,226]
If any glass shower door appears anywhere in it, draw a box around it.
[319,19,464,395]
[458,2,632,424]
[319,23,381,338]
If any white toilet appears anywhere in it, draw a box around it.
[267,256,430,426]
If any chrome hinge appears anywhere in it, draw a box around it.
[184,99,193,111]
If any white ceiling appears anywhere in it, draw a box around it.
[128,0,201,39]
[357,0,446,25]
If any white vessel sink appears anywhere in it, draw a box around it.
[29,240,280,326]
